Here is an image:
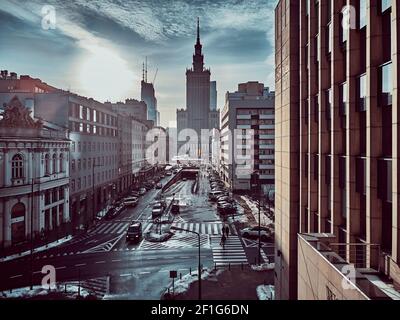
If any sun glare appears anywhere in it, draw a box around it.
[77,45,136,102]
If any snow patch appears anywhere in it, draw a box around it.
[251,263,275,272]
[0,283,90,299]
[257,285,275,300]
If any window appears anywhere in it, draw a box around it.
[356,157,366,195]
[79,105,84,119]
[60,153,64,172]
[325,89,332,120]
[380,63,392,106]
[79,123,83,132]
[78,178,81,190]
[359,0,367,29]
[59,187,64,200]
[71,160,75,172]
[11,154,24,179]
[78,142,81,152]
[358,74,367,111]
[52,188,58,202]
[381,0,391,13]
[45,190,51,205]
[71,142,75,152]
[339,83,347,116]
[327,22,333,54]
[52,154,57,173]
[78,159,81,170]
[45,154,50,175]
[71,179,75,191]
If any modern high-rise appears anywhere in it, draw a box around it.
[177,18,217,158]
[141,77,158,125]
[220,82,275,193]
[275,0,400,300]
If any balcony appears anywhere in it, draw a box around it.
[297,233,400,300]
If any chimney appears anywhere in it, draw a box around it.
[10,72,17,79]
[0,70,8,79]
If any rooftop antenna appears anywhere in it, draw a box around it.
[145,56,148,83]
[142,62,145,81]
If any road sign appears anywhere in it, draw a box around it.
[170,270,177,279]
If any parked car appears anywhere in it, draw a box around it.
[124,196,139,207]
[209,190,224,201]
[240,226,272,242]
[156,183,163,189]
[182,177,187,181]
[139,188,147,196]
[131,191,140,198]
[126,221,142,242]
[166,171,172,176]
[104,205,125,220]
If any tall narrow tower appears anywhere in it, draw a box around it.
[184,17,211,157]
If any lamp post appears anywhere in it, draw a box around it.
[92,159,103,222]
[170,226,201,300]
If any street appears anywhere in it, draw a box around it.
[0,170,273,299]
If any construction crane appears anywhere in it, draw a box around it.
[152,68,158,85]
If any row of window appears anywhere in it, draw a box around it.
[69,103,117,126]
[71,141,117,153]
[11,153,65,179]
[44,187,65,206]
[69,121,117,137]
[236,109,275,116]
[236,119,275,125]
[70,169,116,192]
[71,155,117,172]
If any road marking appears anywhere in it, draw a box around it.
[112,259,121,263]
[75,263,86,267]
[120,273,132,277]
[33,270,42,274]
[139,271,150,275]
[56,266,66,270]
[10,274,23,279]
[95,261,106,264]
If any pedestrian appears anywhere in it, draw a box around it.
[220,233,226,248]
[225,225,230,238]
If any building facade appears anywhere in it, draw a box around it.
[108,99,147,121]
[210,81,217,111]
[0,96,70,249]
[220,82,275,193]
[275,0,400,300]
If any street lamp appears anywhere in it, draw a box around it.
[251,170,262,265]
[170,226,202,300]
[92,159,103,222]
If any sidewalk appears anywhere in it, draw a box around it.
[166,266,274,300]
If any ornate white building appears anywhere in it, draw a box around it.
[0,96,70,249]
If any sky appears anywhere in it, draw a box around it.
[0,0,278,127]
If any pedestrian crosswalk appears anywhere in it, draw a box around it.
[80,277,109,299]
[88,222,129,235]
[171,222,237,236]
[139,233,210,250]
[210,235,248,267]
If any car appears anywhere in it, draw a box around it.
[182,177,187,181]
[156,183,162,189]
[171,199,180,214]
[104,205,125,220]
[126,222,142,242]
[173,170,178,174]
[131,191,140,198]
[139,188,147,196]
[124,196,139,207]
[166,171,172,176]
[240,226,272,242]
[209,190,224,201]
[152,202,164,219]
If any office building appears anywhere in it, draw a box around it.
[275,0,400,300]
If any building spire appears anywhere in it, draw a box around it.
[197,17,200,44]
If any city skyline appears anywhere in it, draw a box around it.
[0,0,277,128]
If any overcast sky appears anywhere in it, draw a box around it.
[0,0,278,127]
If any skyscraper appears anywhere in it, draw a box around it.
[141,60,158,125]
[275,0,400,300]
[177,18,214,158]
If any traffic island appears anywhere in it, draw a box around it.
[144,231,173,243]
